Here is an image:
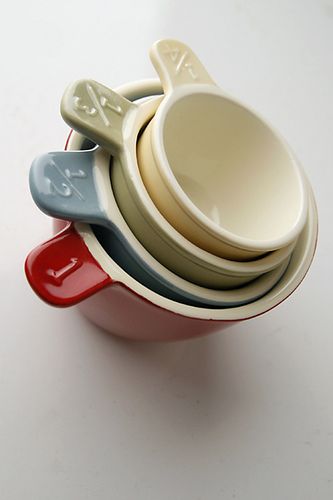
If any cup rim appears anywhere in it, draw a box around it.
[68,79,318,321]
[111,84,298,276]
[75,187,316,320]
[149,84,309,252]
[70,86,296,276]
[83,147,292,306]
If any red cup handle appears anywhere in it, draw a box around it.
[25,224,112,307]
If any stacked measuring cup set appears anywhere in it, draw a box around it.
[25,39,318,341]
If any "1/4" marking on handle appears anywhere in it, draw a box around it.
[162,43,198,80]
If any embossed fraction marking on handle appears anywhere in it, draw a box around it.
[29,150,106,225]
[61,79,136,155]
[150,39,216,93]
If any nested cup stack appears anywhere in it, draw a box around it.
[25,40,317,340]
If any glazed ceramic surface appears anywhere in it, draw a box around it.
[29,139,289,307]
[137,39,308,260]
[74,184,316,322]
[25,79,318,341]
[59,79,297,288]
[70,133,292,306]
[110,83,297,288]
[26,182,316,340]
[60,39,307,261]
[29,111,290,307]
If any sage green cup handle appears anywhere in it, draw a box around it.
[29,150,108,226]
[61,79,137,155]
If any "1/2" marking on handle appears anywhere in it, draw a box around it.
[47,160,87,200]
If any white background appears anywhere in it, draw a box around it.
[1,1,332,499]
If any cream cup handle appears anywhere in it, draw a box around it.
[60,79,137,155]
[150,39,216,93]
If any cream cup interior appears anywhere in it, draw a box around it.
[67,137,291,306]
[74,184,316,320]
[108,83,297,289]
[138,85,308,258]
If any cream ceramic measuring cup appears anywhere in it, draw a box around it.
[137,39,308,260]
[60,79,297,289]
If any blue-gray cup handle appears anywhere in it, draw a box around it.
[29,150,106,225]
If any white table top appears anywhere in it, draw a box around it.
[1,0,332,498]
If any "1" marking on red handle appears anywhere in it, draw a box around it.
[46,257,82,285]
